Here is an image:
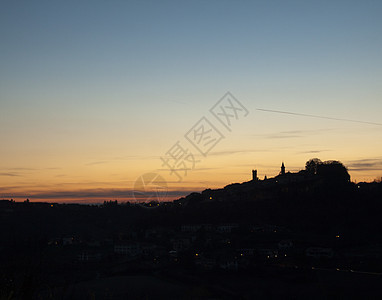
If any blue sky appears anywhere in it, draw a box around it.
[1,0,382,202]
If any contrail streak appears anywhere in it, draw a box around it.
[256,108,382,126]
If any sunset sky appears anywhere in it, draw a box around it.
[1,1,382,203]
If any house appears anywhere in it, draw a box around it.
[202,224,215,232]
[278,240,293,250]
[48,238,61,246]
[171,238,191,251]
[77,252,101,262]
[217,223,239,233]
[258,248,278,258]
[140,243,159,256]
[195,257,217,270]
[86,240,101,247]
[181,224,202,232]
[62,237,74,246]
[220,260,238,271]
[306,247,334,258]
[237,248,255,256]
[114,243,141,256]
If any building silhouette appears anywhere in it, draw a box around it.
[252,169,258,181]
[280,162,285,175]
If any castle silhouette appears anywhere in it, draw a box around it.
[252,162,285,181]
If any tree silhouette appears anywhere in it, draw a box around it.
[305,158,350,183]
[305,158,322,175]
[318,160,350,183]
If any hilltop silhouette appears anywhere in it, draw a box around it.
[1,158,381,299]
[170,159,381,234]
[176,158,352,205]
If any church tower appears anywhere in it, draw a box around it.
[252,169,258,181]
[280,162,285,175]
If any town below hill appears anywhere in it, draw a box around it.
[1,159,381,299]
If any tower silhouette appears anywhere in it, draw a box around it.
[280,162,285,175]
[252,169,258,181]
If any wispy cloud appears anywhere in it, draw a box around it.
[0,187,195,201]
[85,155,160,166]
[85,150,268,167]
[297,149,331,154]
[346,158,382,171]
[0,167,61,172]
[85,161,110,166]
[0,172,22,177]
[155,168,220,177]
[207,149,268,156]
[253,128,334,140]
[4,167,37,171]
[263,134,301,139]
